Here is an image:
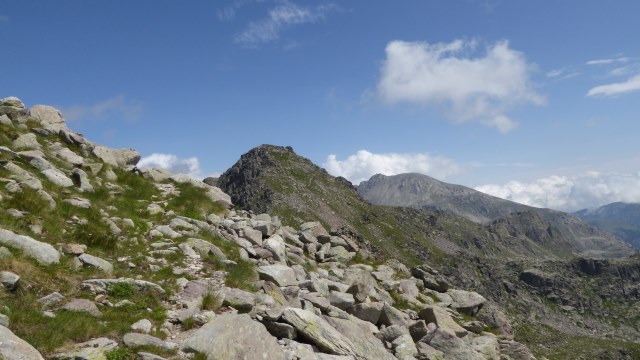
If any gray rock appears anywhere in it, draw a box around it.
[0,228,60,265]
[0,114,11,125]
[50,337,117,360]
[379,303,410,327]
[63,197,92,208]
[12,133,41,150]
[55,148,85,166]
[80,278,165,296]
[91,146,140,167]
[29,105,66,131]
[324,315,397,360]
[409,320,430,342]
[42,168,74,187]
[348,301,384,324]
[241,227,264,246]
[0,271,20,291]
[222,287,255,312]
[427,328,484,360]
[498,339,537,360]
[264,234,287,263]
[137,352,168,360]
[327,291,355,310]
[324,246,355,263]
[131,319,153,334]
[264,321,298,339]
[123,333,176,350]
[0,325,45,359]
[415,342,443,360]
[470,334,500,359]
[377,324,410,343]
[0,313,9,327]
[71,168,94,192]
[59,129,85,145]
[38,292,65,308]
[282,308,355,357]
[60,243,87,255]
[61,298,102,317]
[393,334,418,360]
[184,238,227,259]
[182,313,284,359]
[1,96,24,108]
[258,264,297,287]
[78,253,113,274]
[419,306,467,338]
[346,282,376,304]
[447,289,486,316]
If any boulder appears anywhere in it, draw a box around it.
[376,324,410,343]
[327,291,355,310]
[348,302,384,324]
[392,334,418,360]
[281,308,355,357]
[50,337,117,360]
[222,287,255,312]
[91,145,141,167]
[80,278,165,296]
[264,234,287,263]
[182,313,284,359]
[61,298,102,317]
[379,303,410,327]
[0,325,45,360]
[447,289,486,316]
[29,105,66,130]
[0,271,20,291]
[78,253,114,274]
[0,228,60,265]
[258,264,297,287]
[131,319,153,333]
[12,133,41,150]
[184,238,227,259]
[123,333,176,350]
[427,328,484,360]
[42,168,74,187]
[323,315,397,360]
[419,306,467,338]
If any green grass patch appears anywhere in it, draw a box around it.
[166,182,224,220]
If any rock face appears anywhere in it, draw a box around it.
[0,325,45,360]
[182,313,285,359]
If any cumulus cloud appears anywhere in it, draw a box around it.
[138,153,202,178]
[476,171,640,211]
[235,1,336,45]
[323,150,464,184]
[587,75,640,97]
[62,95,143,122]
[376,39,544,133]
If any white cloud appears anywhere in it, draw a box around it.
[235,2,336,45]
[476,171,640,211]
[323,150,464,184]
[586,75,640,97]
[62,95,143,122]
[586,57,629,65]
[376,39,544,133]
[138,153,202,178]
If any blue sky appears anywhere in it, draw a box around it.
[2,0,640,211]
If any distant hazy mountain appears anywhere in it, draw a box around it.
[358,173,531,223]
[575,202,640,249]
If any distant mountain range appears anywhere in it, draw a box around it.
[575,202,640,249]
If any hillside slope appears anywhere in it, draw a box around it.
[358,173,633,259]
[575,202,640,249]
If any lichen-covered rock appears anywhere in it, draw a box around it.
[0,325,45,360]
[0,228,60,265]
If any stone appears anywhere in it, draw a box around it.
[379,303,410,327]
[59,129,85,145]
[182,313,284,359]
[264,321,298,339]
[282,308,355,357]
[123,333,176,350]
[242,227,264,246]
[0,228,60,265]
[427,328,484,360]
[258,264,297,287]
[71,168,94,192]
[409,320,430,342]
[184,238,227,259]
[55,148,85,166]
[38,292,65,308]
[141,168,172,182]
[0,247,10,259]
[222,287,256,312]
[0,313,9,327]
[264,234,287,263]
[178,243,199,258]
[348,302,384,324]
[327,291,355,310]
[132,319,153,333]
[0,325,45,359]
[0,271,20,291]
[0,114,11,125]
[61,298,103,317]
[64,197,92,208]
[50,337,117,360]
[392,334,418,360]
[377,325,410,343]
[137,352,168,360]
[499,339,537,360]
[323,315,397,360]
[61,243,87,255]
[325,246,355,263]
[42,168,74,187]
[12,133,41,150]
[91,146,141,167]
[78,253,114,274]
[470,334,500,359]
[519,268,556,288]
[447,289,486,316]
[415,342,444,360]
[80,278,165,296]
[419,306,467,338]
[29,105,66,130]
